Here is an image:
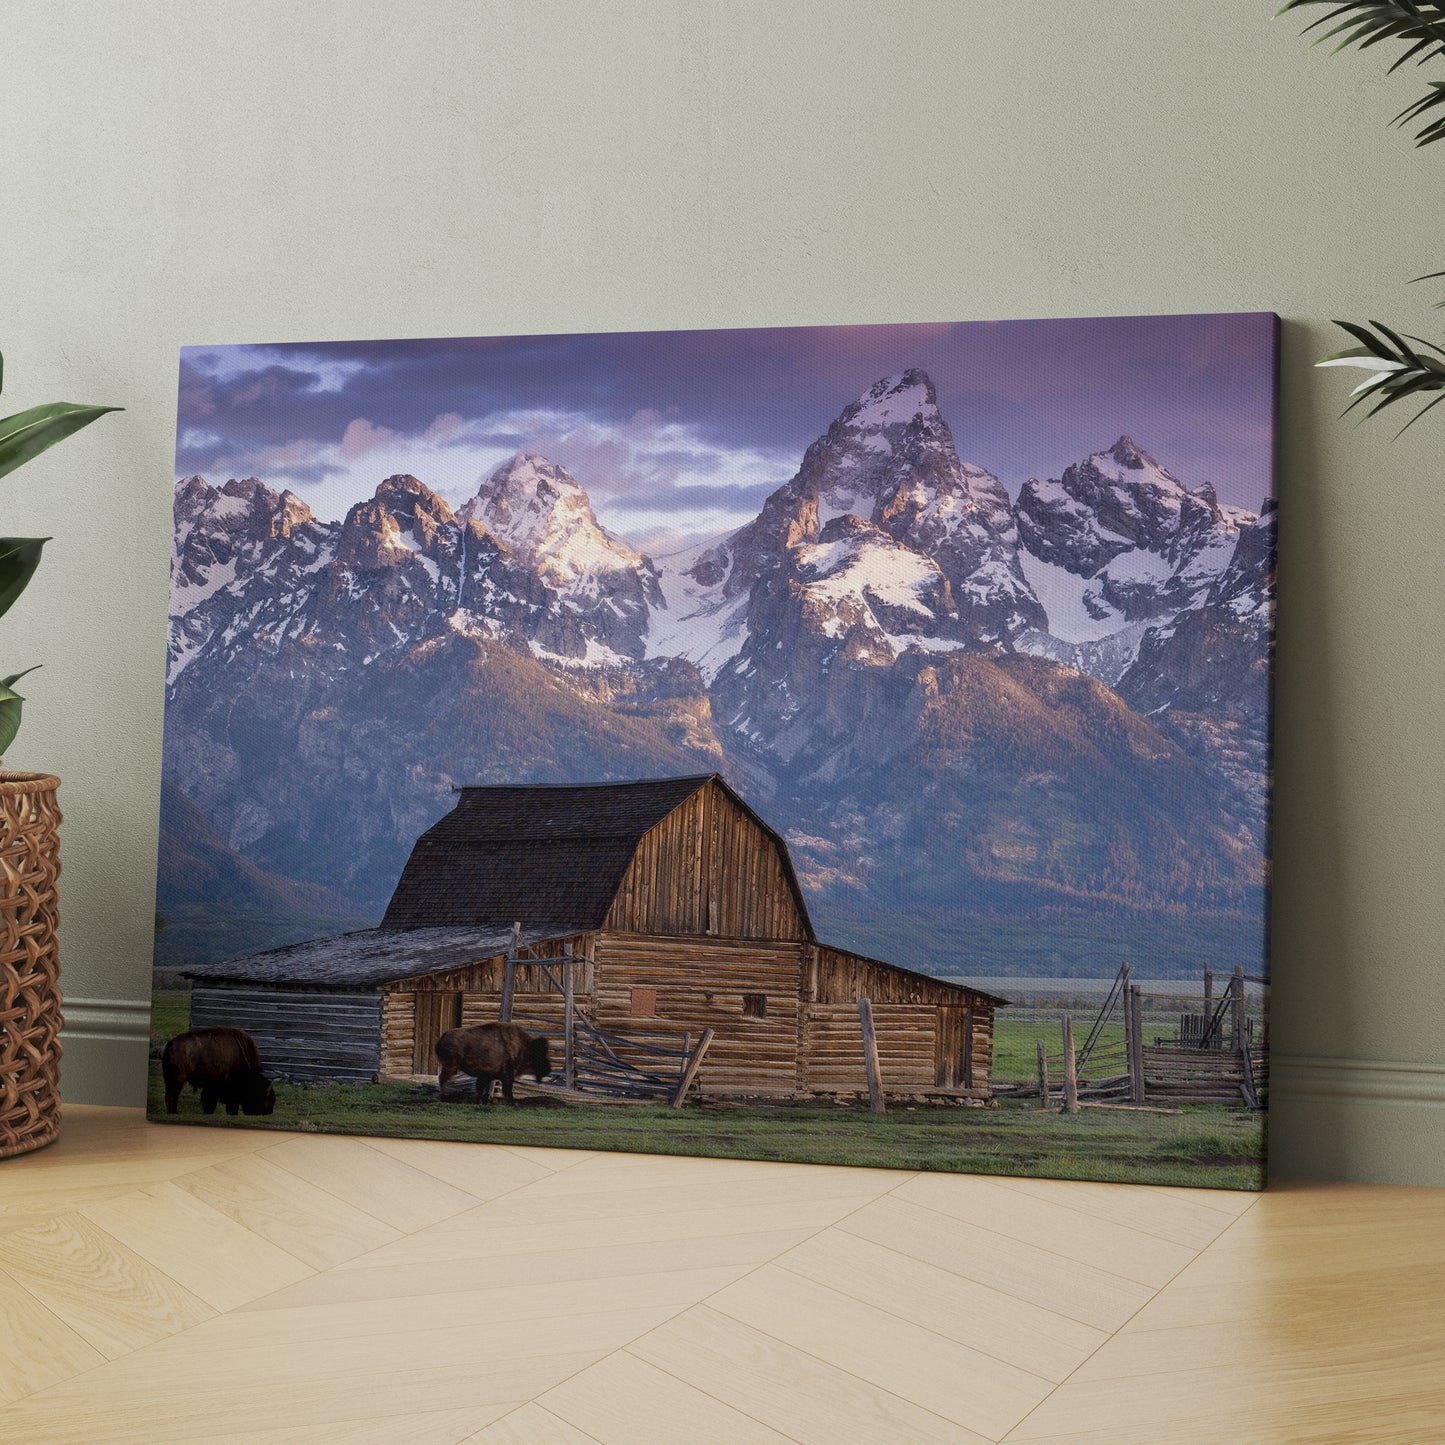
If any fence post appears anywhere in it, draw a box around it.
[562,947,576,1090]
[1037,1039,1051,1109]
[1122,969,1135,1101]
[1062,1014,1079,1114]
[670,1028,714,1108]
[858,998,885,1114]
[1129,986,1145,1104]
[500,923,520,1025]
[1232,965,1246,1053]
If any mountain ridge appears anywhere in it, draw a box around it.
[160,370,1274,975]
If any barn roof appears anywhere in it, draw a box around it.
[380,773,813,937]
[185,924,582,989]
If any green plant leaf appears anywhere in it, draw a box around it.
[1314,318,1445,432]
[0,400,122,484]
[0,538,47,622]
[0,677,29,755]
[1280,2,1445,143]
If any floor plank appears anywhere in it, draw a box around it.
[469,1401,603,1443]
[706,1264,1051,1439]
[78,1181,314,1311]
[0,1213,215,1359]
[631,1304,988,1444]
[772,1226,1108,1383]
[259,1134,486,1231]
[11,1108,1444,1445]
[0,1354,593,1444]
[0,1267,106,1406]
[539,1349,791,1444]
[894,1172,1199,1287]
[171,1152,403,1271]
[361,1135,555,1199]
[840,1193,1155,1332]
[246,1226,812,1310]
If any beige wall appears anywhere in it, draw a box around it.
[6,0,1442,1182]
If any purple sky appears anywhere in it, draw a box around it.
[177,313,1277,547]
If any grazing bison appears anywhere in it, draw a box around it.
[436,1022,552,1104]
[162,1026,276,1117]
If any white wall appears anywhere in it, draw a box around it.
[6,0,1442,1183]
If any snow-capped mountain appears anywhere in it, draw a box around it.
[697,370,1044,647]
[1014,436,1249,660]
[462,453,661,659]
[160,371,1275,972]
[168,457,668,692]
[1115,500,1277,831]
[169,476,336,685]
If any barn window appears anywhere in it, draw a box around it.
[743,992,767,1019]
[630,987,657,1017]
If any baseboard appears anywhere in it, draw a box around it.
[1271,1054,1445,1104]
[1269,1054,1445,1187]
[58,996,151,1108]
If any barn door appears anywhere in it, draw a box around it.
[936,1006,974,1089]
[412,991,462,1073]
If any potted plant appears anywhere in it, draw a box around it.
[0,349,119,1157]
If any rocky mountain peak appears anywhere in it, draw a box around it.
[839,368,939,433]
[467,452,648,589]
[337,474,461,571]
[375,472,448,508]
[684,369,1045,656]
[1104,435,1151,470]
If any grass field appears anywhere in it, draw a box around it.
[148,993,1265,1188]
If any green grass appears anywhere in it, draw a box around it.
[144,1062,1265,1190]
[148,991,191,1052]
[992,1018,1128,1084]
[147,988,1265,1188]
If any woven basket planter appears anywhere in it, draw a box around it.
[0,772,62,1159]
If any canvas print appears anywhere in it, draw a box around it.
[150,314,1277,1189]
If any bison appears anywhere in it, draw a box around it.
[162,1026,276,1117]
[436,1022,552,1104]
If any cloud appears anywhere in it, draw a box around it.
[172,315,1278,531]
[422,412,466,443]
[339,418,399,459]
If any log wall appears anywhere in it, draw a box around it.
[380,990,415,1079]
[396,936,595,995]
[593,932,803,1092]
[809,945,981,1006]
[371,924,999,1099]
[605,781,806,941]
[805,945,996,1094]
[379,935,594,1080]
[801,1003,939,1091]
[191,985,382,1083]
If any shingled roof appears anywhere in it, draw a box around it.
[381,774,794,932]
[186,924,581,989]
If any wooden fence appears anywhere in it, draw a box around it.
[1033,962,1268,1111]
[499,934,713,1105]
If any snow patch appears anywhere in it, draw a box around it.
[1017,549,1121,642]
[645,535,750,681]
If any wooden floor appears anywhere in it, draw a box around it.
[0,1109,1440,1443]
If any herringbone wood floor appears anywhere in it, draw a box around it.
[0,1107,1440,1442]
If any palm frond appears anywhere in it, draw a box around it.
[1316,318,1445,433]
[1279,1,1445,142]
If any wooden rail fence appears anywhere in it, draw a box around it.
[1033,962,1269,1111]
[500,933,714,1104]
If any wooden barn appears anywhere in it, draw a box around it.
[187,775,1006,1100]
